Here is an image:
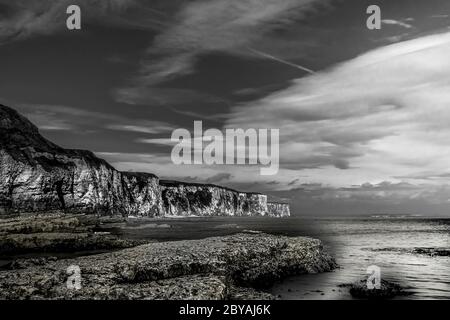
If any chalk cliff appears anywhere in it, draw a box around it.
[0,104,289,217]
[267,202,290,217]
[160,180,269,217]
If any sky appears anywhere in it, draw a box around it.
[1,0,450,216]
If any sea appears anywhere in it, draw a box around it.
[105,216,450,300]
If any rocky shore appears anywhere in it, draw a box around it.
[0,231,336,300]
[0,214,143,255]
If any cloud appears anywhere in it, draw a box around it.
[97,149,303,192]
[225,31,450,189]
[135,137,176,146]
[8,103,175,136]
[394,172,450,182]
[99,149,450,216]
[289,181,441,201]
[147,0,321,71]
[431,14,449,19]
[205,173,233,184]
[10,103,112,131]
[272,181,450,215]
[381,19,413,29]
[106,122,175,134]
[113,86,228,108]
[0,0,324,105]
[114,0,326,104]
[0,0,139,43]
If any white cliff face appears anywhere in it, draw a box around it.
[160,181,271,217]
[161,183,237,216]
[122,172,163,217]
[267,202,291,217]
[0,147,127,215]
[0,104,290,218]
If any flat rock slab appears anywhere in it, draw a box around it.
[0,214,91,235]
[0,214,144,254]
[0,232,337,300]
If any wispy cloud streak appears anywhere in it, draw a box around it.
[247,47,315,74]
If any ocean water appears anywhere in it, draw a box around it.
[105,216,450,300]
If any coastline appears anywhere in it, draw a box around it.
[0,215,337,300]
[1,214,449,300]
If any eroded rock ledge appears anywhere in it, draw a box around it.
[0,233,337,300]
[0,214,143,255]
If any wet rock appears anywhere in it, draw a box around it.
[412,247,450,257]
[0,233,336,300]
[365,247,450,257]
[339,279,409,299]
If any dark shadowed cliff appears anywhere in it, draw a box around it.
[0,104,289,217]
